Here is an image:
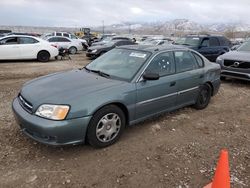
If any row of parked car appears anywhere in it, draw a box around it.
[0,31,89,62]
[0,31,249,81]
[85,34,250,82]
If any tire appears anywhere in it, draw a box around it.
[99,51,106,57]
[37,51,50,62]
[193,84,212,110]
[69,47,77,54]
[87,105,126,148]
[220,76,226,81]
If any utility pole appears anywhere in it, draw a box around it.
[102,20,104,35]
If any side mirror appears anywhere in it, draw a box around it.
[143,72,160,81]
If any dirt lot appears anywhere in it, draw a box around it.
[0,52,249,188]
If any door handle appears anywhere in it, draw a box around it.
[170,81,176,87]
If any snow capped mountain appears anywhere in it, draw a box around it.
[98,19,250,33]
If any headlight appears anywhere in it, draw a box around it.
[35,104,70,120]
[92,49,97,53]
[216,56,224,64]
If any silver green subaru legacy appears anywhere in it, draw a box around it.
[12,45,221,148]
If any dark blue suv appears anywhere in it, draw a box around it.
[175,35,231,62]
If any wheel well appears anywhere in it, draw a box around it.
[37,50,50,58]
[94,103,129,125]
[205,81,214,96]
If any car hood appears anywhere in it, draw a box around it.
[20,69,123,109]
[219,50,250,61]
[89,44,113,50]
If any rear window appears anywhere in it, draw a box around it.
[192,52,204,67]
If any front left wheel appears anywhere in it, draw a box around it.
[87,105,126,148]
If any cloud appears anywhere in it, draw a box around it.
[1,0,250,27]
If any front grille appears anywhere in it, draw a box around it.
[18,94,33,113]
[224,60,250,69]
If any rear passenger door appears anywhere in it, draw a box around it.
[199,37,220,62]
[174,51,205,107]
[18,37,40,59]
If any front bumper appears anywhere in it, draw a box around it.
[12,98,92,146]
[86,51,98,58]
[221,69,250,81]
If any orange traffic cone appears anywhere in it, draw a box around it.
[204,149,230,188]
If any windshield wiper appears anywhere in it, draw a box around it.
[84,67,110,78]
[91,70,110,78]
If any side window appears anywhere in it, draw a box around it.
[71,35,78,39]
[63,33,70,38]
[0,37,18,45]
[19,37,39,44]
[192,52,204,68]
[56,33,62,36]
[145,52,175,76]
[209,37,220,47]
[175,51,198,72]
[59,38,70,42]
[201,38,209,47]
[48,37,58,42]
[219,37,231,46]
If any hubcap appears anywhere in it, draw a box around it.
[96,113,121,143]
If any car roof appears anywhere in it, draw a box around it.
[118,44,188,53]
[47,36,72,40]
[0,35,39,39]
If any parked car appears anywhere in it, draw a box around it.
[175,35,231,62]
[216,40,250,81]
[43,32,89,50]
[8,32,41,37]
[86,40,136,59]
[139,38,172,46]
[0,35,58,62]
[47,36,83,54]
[12,45,221,147]
[91,36,132,46]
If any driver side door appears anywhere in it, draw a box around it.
[0,37,21,60]
[135,52,179,120]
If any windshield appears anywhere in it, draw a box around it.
[175,37,200,47]
[86,48,151,81]
[237,41,250,51]
[102,37,112,42]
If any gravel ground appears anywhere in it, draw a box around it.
[0,52,249,188]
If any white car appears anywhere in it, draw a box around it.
[47,36,83,54]
[48,32,89,50]
[0,35,59,62]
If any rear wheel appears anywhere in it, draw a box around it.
[37,51,50,62]
[69,47,77,54]
[87,105,125,148]
[193,84,212,110]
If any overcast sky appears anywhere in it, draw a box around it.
[1,0,250,27]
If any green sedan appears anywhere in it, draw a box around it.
[12,45,221,148]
